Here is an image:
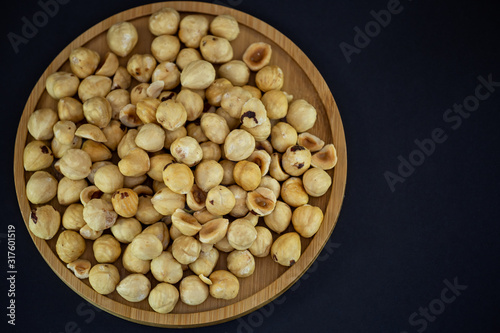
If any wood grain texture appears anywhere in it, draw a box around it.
[13,1,347,327]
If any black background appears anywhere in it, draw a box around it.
[2,0,500,332]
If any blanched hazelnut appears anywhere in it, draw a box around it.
[46,71,80,100]
[149,283,179,314]
[59,149,92,180]
[176,47,202,70]
[170,136,203,167]
[180,59,215,90]
[80,185,103,206]
[174,89,203,121]
[200,141,221,161]
[136,97,160,125]
[206,78,232,107]
[247,150,271,176]
[83,198,117,231]
[220,86,252,118]
[93,164,123,194]
[193,208,221,225]
[246,187,276,216]
[242,42,272,71]
[29,205,60,240]
[53,120,76,145]
[271,122,297,153]
[218,159,235,186]
[117,129,138,159]
[89,264,120,295]
[102,120,126,150]
[62,203,86,231]
[242,85,262,99]
[292,204,324,238]
[303,167,332,197]
[172,235,201,265]
[151,35,180,62]
[51,136,83,159]
[56,230,86,263]
[282,145,311,176]
[185,184,205,211]
[111,188,139,218]
[210,14,239,40]
[129,232,162,261]
[227,219,257,250]
[242,211,259,227]
[169,224,183,241]
[228,185,249,218]
[87,161,111,185]
[67,259,91,279]
[156,100,187,131]
[162,163,194,195]
[134,123,165,152]
[261,90,288,119]
[194,160,224,193]
[224,129,255,161]
[122,244,150,274]
[127,54,156,83]
[130,83,150,105]
[148,154,174,182]
[164,126,187,148]
[26,171,57,204]
[69,47,100,79]
[209,270,239,300]
[152,61,181,90]
[259,175,280,200]
[227,249,255,278]
[271,232,301,266]
[93,234,121,263]
[269,153,289,182]
[112,66,132,90]
[95,52,119,77]
[83,140,110,162]
[179,275,209,306]
[233,161,261,191]
[149,7,180,35]
[28,108,58,141]
[297,132,325,152]
[147,80,165,99]
[116,273,151,302]
[136,195,162,225]
[171,209,201,236]
[178,15,209,48]
[79,224,103,240]
[58,97,84,123]
[206,185,235,216]
[118,147,150,177]
[78,75,112,102]
[255,65,284,92]
[186,122,208,143]
[189,246,219,277]
[287,99,317,133]
[151,187,185,216]
[200,35,233,64]
[111,217,142,243]
[217,60,249,87]
[75,124,107,143]
[198,218,229,244]
[23,140,53,171]
[240,97,266,129]
[107,21,138,57]
[263,200,291,233]
[281,177,309,207]
[311,144,338,170]
[83,97,112,130]
[151,251,183,284]
[200,113,230,145]
[249,226,273,257]
[241,116,271,141]
[143,221,170,250]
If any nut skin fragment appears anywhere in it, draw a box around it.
[29,205,60,240]
[209,270,239,300]
[116,274,151,303]
[28,108,58,141]
[107,21,138,57]
[88,264,120,295]
[271,232,301,267]
[242,42,272,71]
[56,230,86,264]
[148,283,179,314]
[67,259,92,279]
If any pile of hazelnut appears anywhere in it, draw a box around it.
[23,7,337,313]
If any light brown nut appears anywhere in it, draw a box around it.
[79,224,103,240]
[209,270,239,300]
[246,187,277,216]
[111,188,139,218]
[193,208,221,225]
[179,275,209,306]
[75,124,107,143]
[88,161,112,185]
[292,204,324,238]
[200,141,221,161]
[147,80,165,99]
[93,234,121,263]
[23,140,53,171]
[28,108,58,141]
[297,132,325,152]
[185,184,206,211]
[95,52,119,77]
[261,90,288,119]
[58,97,84,123]
[281,177,309,208]
[127,54,156,83]
[171,209,202,236]
[118,147,150,177]
[269,153,290,182]
[172,235,201,265]
[93,164,123,194]
[220,86,252,118]
[136,97,160,125]
[59,149,92,180]
[136,195,163,225]
[194,160,224,193]
[26,171,57,204]
[69,47,100,79]
[214,235,234,252]
[156,99,187,131]
[210,14,238,39]
[186,122,208,143]
[149,7,180,36]
[169,224,183,241]
[164,126,187,149]
[249,226,273,257]
[263,200,291,233]
[151,251,183,284]
[271,232,301,266]
[206,185,235,216]
[163,163,194,195]
[112,66,132,90]
[102,120,126,150]
[240,97,267,129]
[175,47,202,70]
[51,136,83,159]
[151,35,180,62]
[106,21,138,57]
[287,99,317,133]
[242,85,262,99]
[152,61,181,90]
[53,120,76,145]
[134,123,165,152]
[56,230,86,263]
[227,249,255,278]
[178,15,209,48]
[242,42,272,71]
[199,113,230,145]
[259,173,280,197]
[130,232,163,261]
[148,154,174,182]
[311,144,338,170]
[303,167,332,197]
[242,211,259,226]
[78,75,112,102]
[67,259,91,279]
[217,60,249,87]
[271,122,298,153]
[89,264,120,295]
[151,187,185,216]
[46,71,80,100]
[226,218,257,250]
[80,185,104,206]
[241,116,271,141]
[149,283,179,314]
[116,274,151,302]
[255,65,284,92]
[142,221,170,250]
[205,78,231,107]
[189,246,219,277]
[228,185,249,218]
[81,140,112,162]
[199,35,233,64]
[170,136,203,167]
[83,198,118,231]
[117,128,138,159]
[247,150,271,177]
[62,203,86,231]
[198,218,229,244]
[223,129,255,161]
[28,205,60,240]
[282,145,312,176]
[219,159,236,186]
[130,83,150,105]
[233,161,261,191]
[180,59,215,90]
[175,88,204,121]
[111,217,142,244]
[122,244,150,274]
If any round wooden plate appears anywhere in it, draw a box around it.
[13,1,347,328]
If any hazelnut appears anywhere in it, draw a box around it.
[127,54,157,83]
[106,21,138,57]
[292,204,324,238]
[249,226,273,257]
[282,145,311,176]
[152,61,181,90]
[176,88,204,121]
[280,177,309,207]
[242,85,262,99]
[227,219,257,250]
[164,126,187,148]
[200,35,233,64]
[271,122,298,153]
[56,230,86,263]
[247,150,271,176]
[142,221,170,250]
[189,247,219,277]
[186,122,208,143]
[28,108,58,141]
[111,217,142,243]
[122,244,150,274]
[62,203,86,231]
[269,153,289,182]
[111,188,139,218]
[136,97,161,124]
[112,66,132,90]
[200,113,230,145]
[261,90,288,119]
[171,208,202,236]
[194,160,224,193]
[311,144,338,170]
[210,14,239,40]
[148,154,175,182]
[149,7,180,36]
[151,35,180,62]
[156,99,187,131]
[227,249,255,278]
[220,86,252,118]
[82,142,111,163]
[224,129,255,161]
[242,211,259,227]
[302,167,332,197]
[241,116,271,141]
[175,47,202,70]
[206,185,235,216]
[52,120,76,146]
[130,233,163,260]
[58,97,84,123]
[148,283,179,314]
[88,264,120,295]
[219,159,236,186]
[255,65,284,92]
[28,205,60,240]
[102,120,126,150]
[79,224,103,240]
[78,75,112,102]
[209,270,239,300]
[116,274,151,302]
[206,78,232,107]
[136,195,162,225]
[172,235,201,265]
[170,136,203,167]
[178,15,209,48]
[130,83,150,105]
[214,235,234,253]
[217,60,249,87]
[233,161,261,191]
[198,218,229,244]
[51,135,83,159]
[186,184,207,211]
[26,171,57,204]
[242,42,272,71]
[240,97,267,129]
[118,147,150,177]
[69,47,100,79]
[93,234,121,263]
[297,132,325,152]
[94,164,124,193]
[169,224,183,241]
[95,52,119,77]
[58,149,92,180]
[246,187,277,216]
[23,140,53,171]
[271,232,301,267]
[287,99,317,133]
[45,72,80,100]
[67,259,92,279]
[258,175,281,201]
[163,162,194,195]
[135,123,165,152]
[263,200,291,233]
[82,198,118,231]
[180,59,215,90]
[151,187,185,216]
[117,129,138,159]
[75,124,107,142]
[200,141,221,161]
[193,208,221,225]
[147,80,165,99]
[151,251,183,284]
[79,185,104,206]
[228,185,249,218]
[179,275,209,306]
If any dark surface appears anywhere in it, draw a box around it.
[2,0,500,332]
